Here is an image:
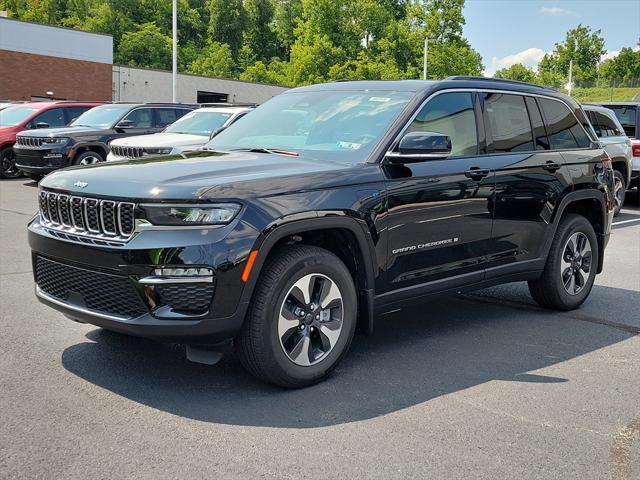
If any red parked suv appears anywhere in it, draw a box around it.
[0,101,102,179]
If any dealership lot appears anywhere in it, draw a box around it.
[1,179,638,479]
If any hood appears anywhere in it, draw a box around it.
[18,126,106,138]
[40,150,355,200]
[0,125,18,141]
[110,132,207,148]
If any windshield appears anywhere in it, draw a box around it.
[165,110,233,135]
[204,91,413,162]
[608,106,637,137]
[0,107,38,126]
[71,105,132,128]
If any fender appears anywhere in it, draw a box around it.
[68,142,109,163]
[239,213,378,335]
[543,189,609,273]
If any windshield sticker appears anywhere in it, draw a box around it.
[369,96,391,103]
[337,141,362,150]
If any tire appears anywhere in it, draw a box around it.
[612,170,626,216]
[237,244,357,388]
[73,150,104,166]
[528,214,598,311]
[0,146,23,179]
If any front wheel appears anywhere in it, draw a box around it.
[0,146,23,179]
[73,150,104,166]
[528,214,598,310]
[237,245,357,388]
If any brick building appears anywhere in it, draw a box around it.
[0,17,113,101]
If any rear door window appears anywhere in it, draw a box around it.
[525,97,549,150]
[593,111,623,137]
[538,98,591,150]
[484,93,534,153]
[122,108,153,128]
[155,108,178,128]
[64,106,92,125]
[608,106,637,138]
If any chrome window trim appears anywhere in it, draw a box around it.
[384,87,597,161]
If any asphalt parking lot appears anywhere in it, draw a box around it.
[1,179,638,480]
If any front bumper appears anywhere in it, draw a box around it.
[29,214,258,342]
[14,144,70,174]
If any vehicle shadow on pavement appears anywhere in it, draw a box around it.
[61,291,635,428]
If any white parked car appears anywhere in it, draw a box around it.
[583,104,633,215]
[107,106,253,161]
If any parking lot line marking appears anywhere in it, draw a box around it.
[612,218,640,226]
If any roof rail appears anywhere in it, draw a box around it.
[198,102,258,107]
[446,76,552,90]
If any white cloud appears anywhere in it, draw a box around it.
[540,6,577,16]
[486,47,547,77]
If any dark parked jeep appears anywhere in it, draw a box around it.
[15,103,194,179]
[28,78,615,387]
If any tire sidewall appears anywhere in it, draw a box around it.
[613,170,625,216]
[73,150,104,166]
[0,146,21,179]
[548,216,599,308]
[263,253,357,383]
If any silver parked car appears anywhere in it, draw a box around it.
[583,104,632,215]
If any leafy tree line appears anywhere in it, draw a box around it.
[495,25,640,88]
[2,0,483,86]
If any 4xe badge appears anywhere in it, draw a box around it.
[73,181,88,188]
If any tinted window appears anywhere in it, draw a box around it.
[593,110,622,137]
[175,108,191,119]
[65,106,92,124]
[525,97,549,150]
[408,92,478,157]
[72,104,133,128]
[123,108,153,128]
[155,108,177,127]
[165,110,232,135]
[484,93,533,152]
[539,98,591,149]
[586,111,601,136]
[32,108,66,128]
[0,107,38,126]
[607,106,637,137]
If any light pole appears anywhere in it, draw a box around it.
[423,38,428,80]
[172,0,177,102]
[568,58,573,96]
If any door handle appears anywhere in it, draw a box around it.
[464,167,491,180]
[542,161,561,172]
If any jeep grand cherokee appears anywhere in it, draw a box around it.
[28,78,615,387]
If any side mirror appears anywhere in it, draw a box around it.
[35,122,50,129]
[116,119,135,129]
[210,126,226,139]
[386,131,451,163]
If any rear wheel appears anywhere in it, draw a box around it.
[73,150,104,166]
[237,245,357,388]
[0,146,22,179]
[612,170,625,216]
[528,214,598,310]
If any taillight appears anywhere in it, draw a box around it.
[602,155,612,168]
[632,144,640,157]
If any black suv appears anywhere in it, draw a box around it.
[15,103,194,179]
[28,78,614,387]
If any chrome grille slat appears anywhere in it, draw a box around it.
[112,145,145,158]
[38,190,136,243]
[17,136,45,147]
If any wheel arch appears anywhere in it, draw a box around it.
[243,215,378,335]
[548,190,609,273]
[71,143,108,162]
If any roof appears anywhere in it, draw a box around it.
[196,106,254,114]
[3,101,103,110]
[588,101,640,106]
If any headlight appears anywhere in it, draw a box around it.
[42,137,68,145]
[141,204,241,226]
[144,147,173,155]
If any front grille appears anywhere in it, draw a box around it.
[36,256,148,318]
[155,284,215,314]
[111,145,145,158]
[16,136,46,147]
[39,190,136,243]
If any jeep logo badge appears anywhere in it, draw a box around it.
[73,181,88,188]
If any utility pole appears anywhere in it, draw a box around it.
[568,58,573,96]
[423,38,428,80]
[172,0,177,102]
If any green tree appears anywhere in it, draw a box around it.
[187,40,235,78]
[600,46,640,86]
[274,0,303,58]
[244,0,278,61]
[116,22,172,70]
[538,24,606,85]
[494,63,538,83]
[208,0,245,58]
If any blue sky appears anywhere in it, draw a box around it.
[463,0,640,75]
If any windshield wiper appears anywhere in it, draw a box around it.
[230,147,299,157]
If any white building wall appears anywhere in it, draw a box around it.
[0,17,112,63]
[113,66,287,104]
